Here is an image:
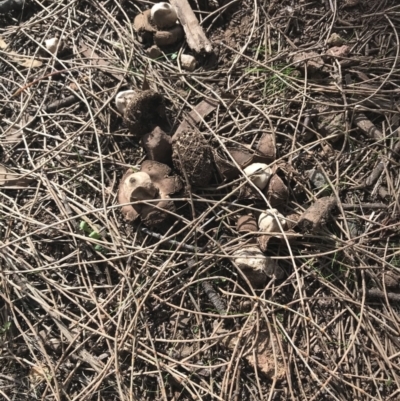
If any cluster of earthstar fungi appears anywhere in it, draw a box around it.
[117,2,294,284]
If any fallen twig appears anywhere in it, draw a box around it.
[43,94,79,113]
[367,288,400,302]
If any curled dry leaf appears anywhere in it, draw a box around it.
[29,365,50,388]
[216,321,286,380]
[326,45,350,58]
[172,130,214,187]
[118,160,182,226]
[292,50,324,73]
[122,90,167,136]
[327,33,344,47]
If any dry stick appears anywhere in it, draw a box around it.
[170,0,213,53]
[43,94,79,113]
[367,288,400,302]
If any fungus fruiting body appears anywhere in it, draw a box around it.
[243,163,272,190]
[150,3,178,29]
[258,209,287,234]
[237,215,258,234]
[265,174,289,206]
[123,171,157,201]
[133,4,183,47]
[115,90,136,114]
[118,161,182,226]
[119,90,166,136]
[172,131,213,187]
[45,37,61,55]
[233,246,284,286]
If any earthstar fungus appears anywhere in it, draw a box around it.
[118,160,182,226]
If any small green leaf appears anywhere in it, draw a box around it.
[0,321,11,335]
[170,52,178,60]
[89,231,101,240]
[79,221,90,233]
[94,245,108,254]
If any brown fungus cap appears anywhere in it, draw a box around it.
[172,130,214,187]
[214,145,273,182]
[133,8,183,47]
[124,90,166,136]
[237,215,258,244]
[236,215,258,234]
[118,161,182,226]
[154,25,184,46]
[264,174,289,207]
[133,9,155,44]
[142,126,172,165]
[256,133,276,163]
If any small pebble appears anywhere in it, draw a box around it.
[327,33,344,47]
[146,45,162,59]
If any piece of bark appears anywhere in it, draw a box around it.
[202,281,226,314]
[367,288,400,302]
[142,126,172,165]
[170,0,213,53]
[173,99,217,139]
[298,197,337,232]
[354,112,383,141]
[43,95,79,113]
